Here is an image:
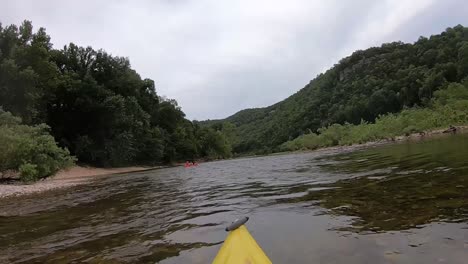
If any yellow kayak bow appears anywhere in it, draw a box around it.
[212,217,272,264]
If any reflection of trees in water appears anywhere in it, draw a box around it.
[0,172,215,263]
[3,135,468,262]
[23,238,219,264]
[303,172,467,232]
[0,179,147,244]
[317,134,468,174]
[281,135,468,232]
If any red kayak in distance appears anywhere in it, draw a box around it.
[184,161,199,168]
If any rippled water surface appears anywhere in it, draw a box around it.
[1,135,468,263]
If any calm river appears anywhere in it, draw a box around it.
[1,134,467,263]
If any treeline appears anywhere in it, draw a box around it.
[0,21,231,179]
[205,25,468,154]
[280,82,468,151]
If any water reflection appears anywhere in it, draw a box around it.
[310,134,468,231]
[292,134,468,232]
[0,135,467,263]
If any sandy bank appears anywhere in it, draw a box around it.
[0,166,159,199]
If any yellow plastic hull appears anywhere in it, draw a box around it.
[212,225,272,264]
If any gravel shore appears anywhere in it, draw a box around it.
[0,166,156,199]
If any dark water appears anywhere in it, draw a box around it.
[1,135,468,263]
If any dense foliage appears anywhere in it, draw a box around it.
[280,82,468,151]
[2,21,468,176]
[0,21,231,170]
[0,109,75,181]
[205,25,468,154]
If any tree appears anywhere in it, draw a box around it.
[0,21,233,168]
[457,42,468,79]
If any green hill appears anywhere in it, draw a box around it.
[205,25,468,154]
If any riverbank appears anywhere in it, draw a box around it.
[2,126,466,199]
[328,125,468,150]
[301,125,468,156]
[239,125,468,159]
[0,166,161,199]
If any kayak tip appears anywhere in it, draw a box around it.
[226,216,249,232]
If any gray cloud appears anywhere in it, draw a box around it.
[2,0,468,120]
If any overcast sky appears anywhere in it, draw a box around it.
[2,0,468,120]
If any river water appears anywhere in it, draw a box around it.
[1,135,467,263]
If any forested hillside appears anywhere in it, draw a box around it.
[3,21,468,180]
[0,21,231,180]
[206,25,468,154]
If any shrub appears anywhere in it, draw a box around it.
[0,109,76,182]
[19,163,38,182]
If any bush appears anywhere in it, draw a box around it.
[0,109,76,182]
[19,163,38,182]
[280,132,320,151]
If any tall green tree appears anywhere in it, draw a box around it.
[0,20,233,167]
